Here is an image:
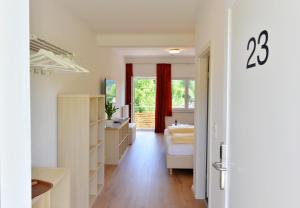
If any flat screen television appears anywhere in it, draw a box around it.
[103,79,117,104]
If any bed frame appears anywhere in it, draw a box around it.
[166,154,193,175]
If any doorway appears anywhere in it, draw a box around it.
[194,45,211,202]
[133,77,156,130]
[199,50,211,203]
[205,55,210,203]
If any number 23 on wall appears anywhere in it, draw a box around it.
[247,30,269,69]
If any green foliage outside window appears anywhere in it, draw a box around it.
[188,80,195,108]
[134,79,195,113]
[106,80,117,103]
[172,80,185,108]
[134,79,156,113]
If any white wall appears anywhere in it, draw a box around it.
[96,33,195,47]
[125,57,195,126]
[132,63,195,78]
[99,48,126,112]
[0,0,31,207]
[30,0,124,167]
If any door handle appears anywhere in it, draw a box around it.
[212,162,227,190]
[212,162,227,172]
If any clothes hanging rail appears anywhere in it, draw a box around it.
[30,34,73,57]
[30,35,89,74]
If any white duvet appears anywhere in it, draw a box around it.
[164,129,194,156]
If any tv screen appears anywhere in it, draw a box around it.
[105,79,117,104]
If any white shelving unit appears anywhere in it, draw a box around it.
[58,95,105,208]
[105,119,130,165]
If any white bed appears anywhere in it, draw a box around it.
[164,128,194,175]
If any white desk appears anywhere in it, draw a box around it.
[32,168,70,208]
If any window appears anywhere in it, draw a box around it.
[188,80,195,108]
[172,79,195,110]
[172,80,186,108]
[134,78,156,129]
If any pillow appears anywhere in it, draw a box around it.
[172,133,195,144]
[168,126,194,134]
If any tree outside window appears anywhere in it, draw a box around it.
[172,79,195,110]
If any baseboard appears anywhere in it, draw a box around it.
[192,184,206,200]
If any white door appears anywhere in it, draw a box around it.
[228,0,300,207]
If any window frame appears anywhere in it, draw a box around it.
[132,76,157,125]
[171,78,195,112]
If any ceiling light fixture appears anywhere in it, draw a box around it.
[168,48,183,54]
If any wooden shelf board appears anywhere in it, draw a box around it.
[97,184,103,195]
[90,95,105,98]
[89,121,98,126]
[119,135,129,146]
[97,140,104,146]
[89,194,97,207]
[119,147,129,162]
[90,145,97,152]
[98,118,106,123]
[97,162,103,170]
[89,170,97,178]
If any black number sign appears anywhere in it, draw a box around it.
[257,30,269,65]
[246,30,269,69]
[247,37,256,68]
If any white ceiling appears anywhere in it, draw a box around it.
[55,0,200,33]
[115,47,195,58]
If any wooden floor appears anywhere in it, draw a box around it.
[93,131,205,208]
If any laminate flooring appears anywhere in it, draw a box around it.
[93,131,206,208]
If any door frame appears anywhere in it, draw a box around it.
[224,8,232,208]
[194,42,213,200]
[132,76,156,130]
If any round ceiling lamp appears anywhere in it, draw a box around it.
[168,48,183,54]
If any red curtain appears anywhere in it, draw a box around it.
[125,63,133,122]
[155,64,172,133]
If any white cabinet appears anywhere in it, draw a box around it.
[58,95,105,208]
[105,119,130,165]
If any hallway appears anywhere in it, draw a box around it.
[93,131,205,208]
